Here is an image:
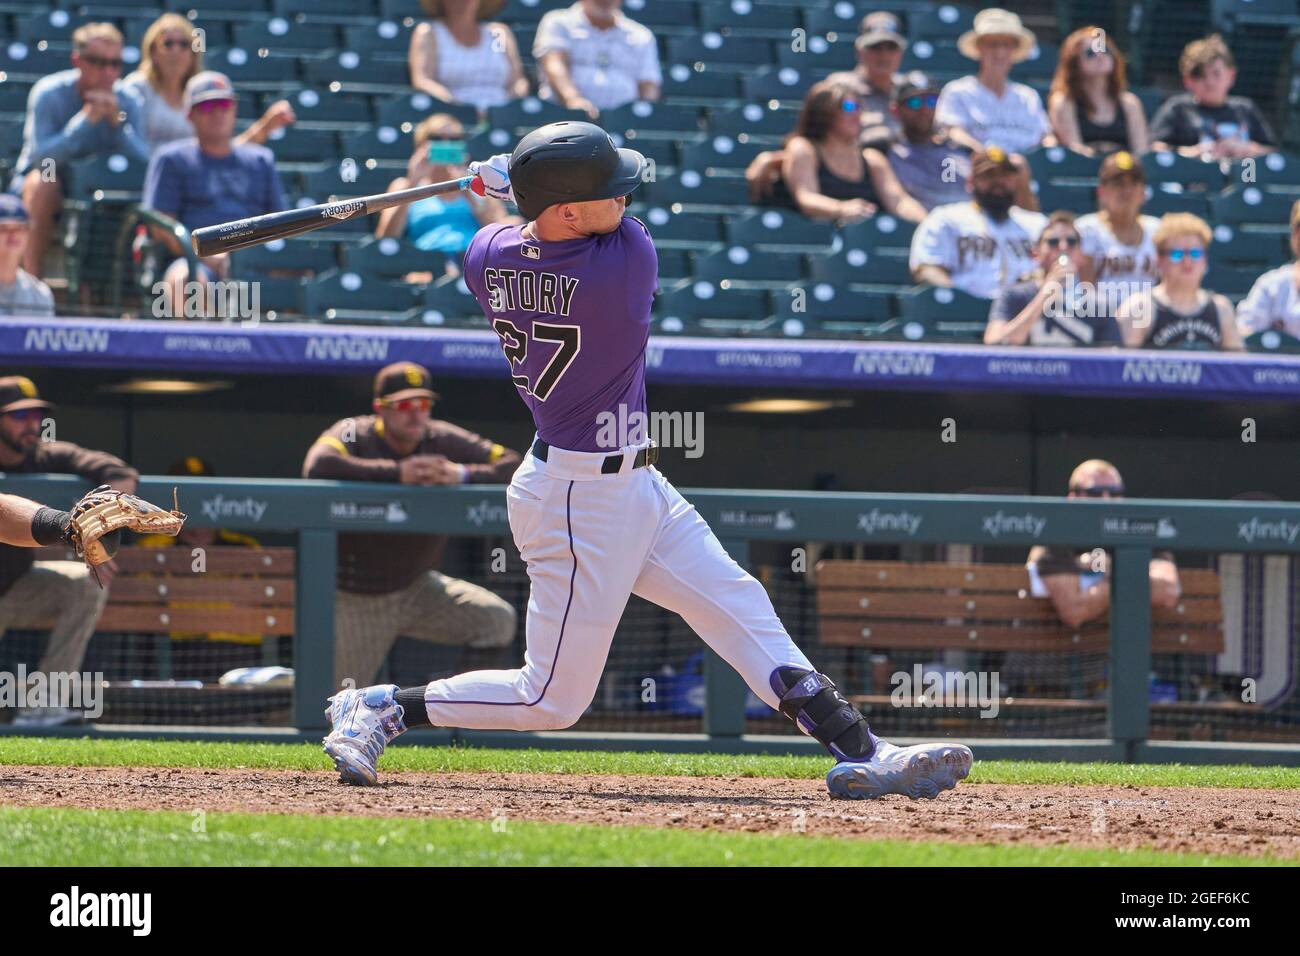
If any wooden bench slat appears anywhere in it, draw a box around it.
[818,590,1224,626]
[32,545,295,575]
[107,578,296,605]
[97,606,294,635]
[819,619,1224,653]
[815,560,1221,597]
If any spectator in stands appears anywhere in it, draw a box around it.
[1149,34,1276,160]
[376,114,519,267]
[409,0,529,110]
[1237,199,1300,340]
[0,376,138,727]
[142,72,286,320]
[1028,459,1180,629]
[121,13,296,154]
[936,8,1052,155]
[13,23,149,279]
[1076,151,1159,312]
[534,0,661,117]
[302,362,523,688]
[1116,213,1244,350]
[985,211,1120,347]
[769,81,927,226]
[884,72,973,212]
[824,11,908,148]
[910,145,1047,299]
[1047,26,1148,156]
[0,196,55,318]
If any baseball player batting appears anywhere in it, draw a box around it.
[322,121,973,800]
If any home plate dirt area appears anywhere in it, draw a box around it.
[1,764,1298,859]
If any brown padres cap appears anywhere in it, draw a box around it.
[1098,150,1145,184]
[971,145,1016,176]
[373,362,439,403]
[0,375,53,414]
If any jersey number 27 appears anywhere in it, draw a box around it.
[492,319,581,401]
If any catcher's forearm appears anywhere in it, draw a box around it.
[0,493,67,548]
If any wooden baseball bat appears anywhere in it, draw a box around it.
[190,174,480,257]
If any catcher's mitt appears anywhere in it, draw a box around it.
[67,485,187,585]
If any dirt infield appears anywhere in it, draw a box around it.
[2,764,1297,859]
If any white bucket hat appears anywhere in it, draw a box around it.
[957,8,1036,63]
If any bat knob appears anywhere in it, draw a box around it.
[470,176,486,197]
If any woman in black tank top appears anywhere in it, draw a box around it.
[773,80,927,226]
[1116,213,1244,350]
[1047,27,1148,156]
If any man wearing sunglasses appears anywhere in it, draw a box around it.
[1027,459,1181,630]
[824,12,908,148]
[883,72,973,212]
[143,71,285,320]
[302,362,523,689]
[0,195,55,318]
[0,376,139,727]
[13,22,149,279]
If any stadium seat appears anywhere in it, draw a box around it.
[678,135,766,173]
[69,153,148,199]
[301,162,397,203]
[725,209,835,251]
[264,126,341,164]
[660,62,745,102]
[342,19,416,54]
[235,238,339,275]
[616,136,677,169]
[306,269,418,316]
[810,245,913,286]
[1142,151,1226,191]
[601,101,703,136]
[774,35,857,73]
[1034,181,1096,216]
[287,86,374,125]
[896,285,990,341]
[839,214,917,253]
[1141,184,1210,219]
[900,41,970,79]
[0,78,32,117]
[466,126,517,161]
[1026,146,1103,184]
[1205,261,1260,298]
[344,237,446,279]
[206,48,295,86]
[377,92,479,130]
[667,33,773,70]
[653,281,772,335]
[744,66,817,104]
[0,41,72,80]
[422,275,483,324]
[694,245,805,288]
[699,1,800,35]
[772,282,895,340]
[907,3,976,40]
[302,51,410,88]
[1208,223,1289,266]
[15,9,92,44]
[272,0,365,16]
[1245,328,1300,352]
[635,206,725,248]
[656,248,691,283]
[342,125,413,163]
[233,18,341,55]
[1223,152,1300,189]
[643,168,752,207]
[1210,186,1282,227]
[707,102,797,139]
[379,0,425,18]
[1012,42,1060,83]
[243,275,304,315]
[487,97,588,133]
[501,0,572,25]
[804,2,878,37]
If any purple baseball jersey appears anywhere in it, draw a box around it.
[463,217,658,452]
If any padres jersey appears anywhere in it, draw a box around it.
[463,216,658,452]
[1076,213,1159,306]
[910,202,1047,299]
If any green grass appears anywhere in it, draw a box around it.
[1,736,1299,788]
[0,806,1286,867]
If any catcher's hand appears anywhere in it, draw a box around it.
[468,153,514,204]
[67,485,187,587]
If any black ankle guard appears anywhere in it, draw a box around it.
[395,687,431,727]
[771,667,875,761]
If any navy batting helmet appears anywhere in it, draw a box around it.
[508,121,647,221]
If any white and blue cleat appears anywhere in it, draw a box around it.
[827,739,973,800]
[322,684,407,786]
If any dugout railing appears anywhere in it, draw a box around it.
[1,474,1297,767]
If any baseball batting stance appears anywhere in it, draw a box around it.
[322,121,973,800]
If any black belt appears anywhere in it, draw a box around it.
[531,438,659,474]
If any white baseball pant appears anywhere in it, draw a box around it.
[421,441,813,730]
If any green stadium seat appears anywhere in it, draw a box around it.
[601,101,703,136]
[1206,261,1261,298]
[1244,328,1300,352]
[654,282,772,334]
[1143,150,1226,191]
[678,135,766,172]
[644,168,752,207]
[1131,86,1164,121]
[342,20,416,54]
[661,62,745,101]
[306,269,418,315]
[1222,152,1300,189]
[901,41,970,79]
[1211,185,1284,226]
[69,152,148,199]
[242,275,304,315]
[0,78,32,116]
[744,66,817,104]
[272,0,366,16]
[1208,222,1289,265]
[422,275,483,323]
[264,126,341,163]
[667,33,773,70]
[699,1,800,35]
[487,97,588,132]
[839,214,917,252]
[656,248,691,282]
[287,85,374,125]
[302,51,409,88]
[707,102,797,139]
[726,208,835,250]
[1142,184,1210,218]
[344,236,446,278]
[1012,42,1059,83]
[773,282,892,323]
[0,41,72,80]
[233,17,341,55]
[1131,0,1212,85]
[1026,146,1103,184]
[897,285,990,341]
[501,0,572,26]
[16,10,93,43]
[379,0,425,17]
[804,2,876,37]
[301,162,396,202]
[377,92,479,130]
[466,126,517,161]
[694,245,804,288]
[774,36,856,73]
[907,3,976,40]
[342,124,413,162]
[619,137,678,169]
[1033,181,1096,215]
[635,206,725,248]
[187,0,272,13]
[235,237,339,274]
[811,245,913,285]
[206,48,294,85]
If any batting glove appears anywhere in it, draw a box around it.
[469,154,514,204]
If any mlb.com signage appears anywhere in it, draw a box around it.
[304,335,390,363]
[24,327,111,352]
